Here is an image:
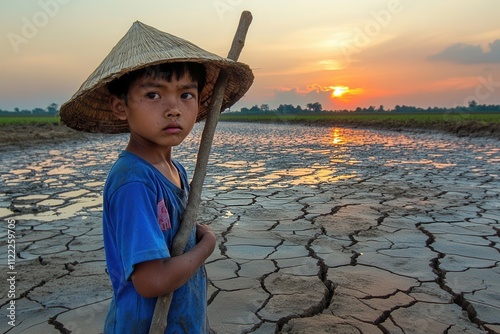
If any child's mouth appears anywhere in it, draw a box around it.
[163,125,182,134]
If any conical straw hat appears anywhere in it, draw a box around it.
[60,21,254,133]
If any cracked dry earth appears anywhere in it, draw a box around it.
[0,122,499,334]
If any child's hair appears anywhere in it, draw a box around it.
[107,62,206,103]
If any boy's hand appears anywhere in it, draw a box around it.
[196,223,216,257]
[196,223,216,243]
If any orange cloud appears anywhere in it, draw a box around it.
[306,84,364,101]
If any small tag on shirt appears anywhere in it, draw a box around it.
[157,199,171,231]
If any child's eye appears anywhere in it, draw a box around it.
[146,92,160,99]
[181,92,196,100]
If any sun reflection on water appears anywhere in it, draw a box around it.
[331,128,345,145]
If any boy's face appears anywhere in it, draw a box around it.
[111,72,199,149]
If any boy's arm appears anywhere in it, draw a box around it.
[131,224,216,298]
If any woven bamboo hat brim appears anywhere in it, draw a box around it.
[60,21,254,133]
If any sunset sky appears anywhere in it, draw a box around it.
[1,0,499,112]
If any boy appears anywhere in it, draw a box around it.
[60,21,253,333]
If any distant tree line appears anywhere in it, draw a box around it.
[2,100,500,117]
[239,102,324,114]
[0,103,58,116]
[233,100,500,115]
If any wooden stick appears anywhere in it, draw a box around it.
[149,11,253,333]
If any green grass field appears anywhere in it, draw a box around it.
[1,113,499,126]
[219,112,500,125]
[0,115,61,125]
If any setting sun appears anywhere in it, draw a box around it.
[331,86,349,98]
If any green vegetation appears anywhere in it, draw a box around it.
[239,100,500,115]
[220,112,500,124]
[0,115,60,125]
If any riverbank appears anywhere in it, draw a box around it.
[1,115,498,149]
[310,118,500,138]
[219,113,500,139]
[0,123,88,146]
[0,123,106,151]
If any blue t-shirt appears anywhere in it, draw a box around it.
[102,151,208,333]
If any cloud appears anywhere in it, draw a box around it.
[428,39,500,64]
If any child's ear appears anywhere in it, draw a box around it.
[109,95,127,120]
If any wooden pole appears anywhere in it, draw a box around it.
[149,11,253,333]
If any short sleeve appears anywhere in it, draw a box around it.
[107,181,170,280]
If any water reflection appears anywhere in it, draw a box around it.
[1,123,499,224]
[331,128,345,145]
[384,159,457,169]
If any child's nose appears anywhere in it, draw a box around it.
[165,108,181,118]
[163,99,181,118]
